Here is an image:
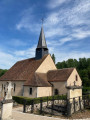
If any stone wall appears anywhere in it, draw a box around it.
[51,81,67,95]
[36,54,56,80]
[37,87,52,97]
[67,68,82,86]
[0,81,24,98]
[23,86,37,98]
[67,89,82,99]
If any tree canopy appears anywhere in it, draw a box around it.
[0,69,7,77]
[51,54,56,63]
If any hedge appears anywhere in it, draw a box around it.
[13,95,67,105]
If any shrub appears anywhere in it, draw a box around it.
[13,94,67,105]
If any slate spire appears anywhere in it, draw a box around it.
[35,25,49,60]
[37,26,47,48]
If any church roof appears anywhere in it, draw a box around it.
[47,68,74,82]
[0,55,51,87]
[37,26,47,48]
[24,73,51,87]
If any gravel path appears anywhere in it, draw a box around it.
[13,110,62,120]
[12,107,90,120]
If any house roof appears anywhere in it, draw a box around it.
[0,55,51,87]
[47,68,74,82]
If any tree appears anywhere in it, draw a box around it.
[51,54,55,63]
[0,69,7,77]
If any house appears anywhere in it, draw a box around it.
[0,26,82,98]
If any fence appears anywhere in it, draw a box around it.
[23,93,90,116]
[23,95,68,116]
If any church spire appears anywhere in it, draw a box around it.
[35,25,49,60]
[37,26,47,48]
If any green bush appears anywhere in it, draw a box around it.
[13,95,67,105]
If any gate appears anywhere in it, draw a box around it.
[23,95,68,116]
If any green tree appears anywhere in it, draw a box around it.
[51,54,55,64]
[0,69,7,77]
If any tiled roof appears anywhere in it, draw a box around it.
[47,68,74,82]
[24,73,51,87]
[0,55,50,87]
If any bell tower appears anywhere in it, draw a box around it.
[35,26,49,60]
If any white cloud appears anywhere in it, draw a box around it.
[0,45,36,69]
[0,51,16,69]
[47,40,90,62]
[16,7,40,34]
[72,29,90,39]
[14,45,36,58]
[56,51,90,62]
[48,0,70,9]
[7,39,27,47]
[60,37,72,45]
[45,27,65,38]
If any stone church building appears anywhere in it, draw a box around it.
[0,26,82,98]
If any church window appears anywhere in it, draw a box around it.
[54,89,59,95]
[29,88,32,95]
[76,75,78,81]
[14,83,16,92]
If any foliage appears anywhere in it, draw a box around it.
[56,57,90,87]
[51,54,55,63]
[13,95,67,105]
[82,87,90,93]
[0,69,7,77]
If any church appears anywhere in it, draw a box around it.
[0,26,82,98]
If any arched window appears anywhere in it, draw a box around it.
[54,89,59,95]
[76,75,78,81]
[14,83,16,92]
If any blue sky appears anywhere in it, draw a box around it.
[0,0,90,69]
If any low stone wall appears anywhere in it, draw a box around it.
[25,99,67,113]
[70,99,84,114]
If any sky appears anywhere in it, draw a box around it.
[0,0,90,69]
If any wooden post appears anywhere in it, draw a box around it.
[31,99,34,113]
[67,99,71,116]
[47,96,48,106]
[79,96,81,110]
[51,96,54,115]
[40,97,43,114]
[58,95,59,104]
[23,99,26,113]
[73,98,76,113]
